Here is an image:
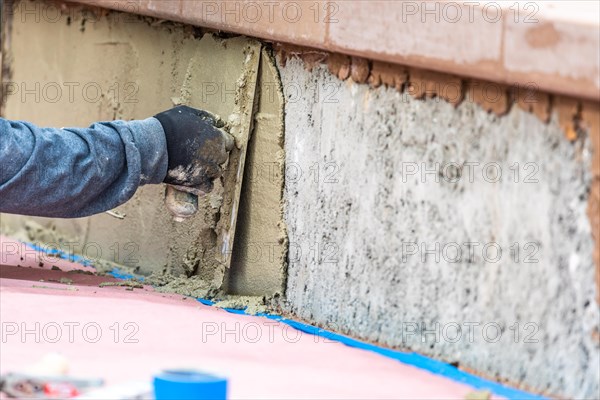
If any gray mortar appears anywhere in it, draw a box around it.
[278,58,600,398]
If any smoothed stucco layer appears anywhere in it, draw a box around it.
[1,3,286,297]
[227,48,287,296]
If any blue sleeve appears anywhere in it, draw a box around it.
[0,117,168,218]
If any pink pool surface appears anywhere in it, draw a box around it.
[0,236,492,399]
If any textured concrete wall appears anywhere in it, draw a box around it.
[278,58,600,398]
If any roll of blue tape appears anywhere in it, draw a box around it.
[153,369,227,400]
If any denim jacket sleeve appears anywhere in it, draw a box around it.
[0,117,168,218]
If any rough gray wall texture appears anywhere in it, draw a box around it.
[278,58,600,398]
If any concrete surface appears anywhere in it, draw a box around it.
[278,58,600,398]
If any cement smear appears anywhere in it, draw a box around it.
[0,3,286,299]
[226,48,288,296]
[213,296,269,315]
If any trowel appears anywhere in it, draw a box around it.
[164,129,235,222]
[79,34,263,294]
[164,187,200,221]
[163,37,262,272]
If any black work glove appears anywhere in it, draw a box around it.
[155,105,234,195]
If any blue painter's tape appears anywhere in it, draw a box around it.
[195,298,546,400]
[22,240,145,282]
[25,242,91,266]
[154,369,227,400]
[11,240,541,398]
[108,268,138,281]
[57,257,542,400]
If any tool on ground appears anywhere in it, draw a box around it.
[0,373,103,398]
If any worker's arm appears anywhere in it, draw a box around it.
[0,106,232,218]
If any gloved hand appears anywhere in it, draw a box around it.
[155,105,234,195]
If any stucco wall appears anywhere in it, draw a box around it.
[278,58,599,398]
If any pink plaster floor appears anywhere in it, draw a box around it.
[1,236,490,399]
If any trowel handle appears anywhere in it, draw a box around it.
[164,185,199,222]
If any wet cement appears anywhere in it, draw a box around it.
[1,3,286,299]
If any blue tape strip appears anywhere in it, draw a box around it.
[25,242,91,266]
[196,297,546,400]
[23,241,144,282]
[108,267,140,280]
[18,240,544,399]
